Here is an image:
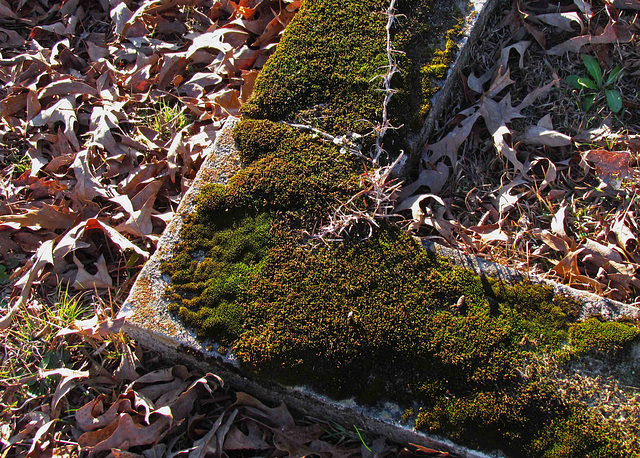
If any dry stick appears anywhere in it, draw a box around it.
[373,0,399,165]
[287,0,404,242]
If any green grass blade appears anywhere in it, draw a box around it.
[605,89,622,113]
[582,55,602,87]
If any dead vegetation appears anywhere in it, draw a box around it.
[397,0,640,303]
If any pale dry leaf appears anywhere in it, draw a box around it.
[0,203,79,230]
[1,240,55,329]
[533,12,584,33]
[73,253,113,290]
[25,420,56,458]
[547,21,634,56]
[551,204,568,238]
[496,178,527,215]
[31,96,79,151]
[468,223,510,243]
[612,217,638,253]
[56,313,125,340]
[39,367,90,419]
[520,126,572,147]
[400,161,450,199]
[540,229,569,253]
[529,157,556,191]
[396,193,446,231]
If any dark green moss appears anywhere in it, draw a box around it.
[417,382,629,457]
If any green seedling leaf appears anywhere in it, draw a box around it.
[583,93,596,111]
[582,55,602,86]
[605,89,622,113]
[605,66,624,87]
[567,75,597,90]
[0,265,8,285]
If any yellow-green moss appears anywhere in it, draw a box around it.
[419,18,464,121]
[242,0,463,147]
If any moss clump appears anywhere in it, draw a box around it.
[242,0,389,134]
[243,0,463,145]
[417,383,629,457]
[570,318,640,357]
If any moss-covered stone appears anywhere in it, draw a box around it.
[162,1,640,456]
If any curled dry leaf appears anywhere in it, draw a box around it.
[547,21,634,55]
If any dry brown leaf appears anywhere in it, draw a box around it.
[56,313,125,340]
[424,109,481,165]
[223,423,270,451]
[189,409,238,458]
[78,409,172,455]
[73,253,113,290]
[583,149,633,186]
[400,161,450,199]
[532,12,584,33]
[115,342,142,382]
[25,420,56,458]
[547,21,634,55]
[612,217,638,253]
[0,204,78,230]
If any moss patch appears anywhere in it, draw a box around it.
[163,1,640,456]
[242,0,463,146]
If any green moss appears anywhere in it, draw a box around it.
[163,2,640,456]
[242,0,463,145]
[418,19,463,122]
[417,383,630,457]
[569,318,640,357]
[242,0,389,134]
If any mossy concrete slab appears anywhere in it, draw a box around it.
[119,116,492,457]
[120,116,640,457]
[119,0,640,455]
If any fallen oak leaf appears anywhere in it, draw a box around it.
[56,313,125,340]
[72,253,113,290]
[188,409,238,458]
[0,203,79,230]
[1,240,54,330]
[39,367,90,419]
[223,423,271,451]
[547,21,634,56]
[78,408,173,456]
[583,149,633,187]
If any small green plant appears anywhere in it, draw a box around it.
[567,55,624,113]
[0,258,19,284]
[145,98,189,136]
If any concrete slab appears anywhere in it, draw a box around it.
[119,1,640,456]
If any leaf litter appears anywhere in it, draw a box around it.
[398,0,640,304]
[0,0,458,456]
